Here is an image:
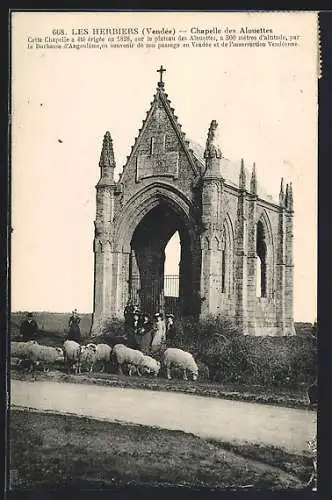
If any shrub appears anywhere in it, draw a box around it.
[203,336,316,388]
[175,314,239,355]
[102,318,126,336]
[174,317,316,388]
[88,318,127,345]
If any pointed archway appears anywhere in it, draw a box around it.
[128,200,196,317]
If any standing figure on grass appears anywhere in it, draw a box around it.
[128,309,140,349]
[67,309,81,343]
[124,300,135,332]
[165,313,177,348]
[20,312,38,342]
[135,313,153,355]
[151,312,166,356]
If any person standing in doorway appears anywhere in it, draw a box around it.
[129,309,140,349]
[136,313,153,354]
[166,313,177,347]
[67,309,81,343]
[124,300,135,332]
[151,312,166,355]
[20,312,38,341]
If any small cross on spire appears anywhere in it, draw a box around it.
[157,65,166,86]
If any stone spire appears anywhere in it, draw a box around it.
[203,120,222,178]
[287,182,293,211]
[279,178,285,207]
[98,131,115,185]
[239,158,246,190]
[204,120,222,159]
[250,162,257,195]
[285,183,289,209]
[99,131,115,169]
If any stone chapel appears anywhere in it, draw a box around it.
[91,66,295,337]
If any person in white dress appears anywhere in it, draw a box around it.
[151,312,166,355]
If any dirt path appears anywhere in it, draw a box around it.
[11,379,316,454]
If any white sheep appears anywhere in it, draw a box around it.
[11,340,38,360]
[162,348,199,381]
[63,340,81,374]
[112,344,144,375]
[27,344,64,372]
[79,344,96,373]
[79,343,112,373]
[92,343,112,372]
[138,355,161,377]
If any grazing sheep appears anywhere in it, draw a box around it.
[112,344,144,375]
[138,355,161,377]
[79,343,112,373]
[79,344,96,373]
[92,343,112,373]
[11,340,38,359]
[63,340,81,374]
[27,344,64,372]
[162,348,199,381]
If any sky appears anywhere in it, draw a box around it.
[11,11,318,321]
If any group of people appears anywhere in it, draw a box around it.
[19,309,82,343]
[19,306,175,356]
[124,302,177,355]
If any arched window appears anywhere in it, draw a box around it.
[221,235,226,293]
[256,220,267,298]
[221,216,234,295]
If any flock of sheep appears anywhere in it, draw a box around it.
[11,340,199,381]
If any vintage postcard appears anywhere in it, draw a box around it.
[9,10,318,492]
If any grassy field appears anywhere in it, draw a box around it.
[9,408,308,490]
[10,312,93,338]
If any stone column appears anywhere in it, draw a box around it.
[200,235,211,317]
[91,131,117,335]
[246,163,258,335]
[200,120,223,318]
[235,159,248,334]
[284,183,296,335]
[276,178,286,335]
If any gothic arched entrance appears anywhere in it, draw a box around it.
[112,183,202,321]
[129,201,195,317]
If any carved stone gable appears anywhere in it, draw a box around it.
[136,150,179,181]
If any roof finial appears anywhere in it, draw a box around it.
[99,131,115,170]
[157,65,166,88]
[250,162,257,195]
[279,177,285,206]
[285,183,289,208]
[204,120,222,159]
[288,182,293,211]
[239,159,246,190]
